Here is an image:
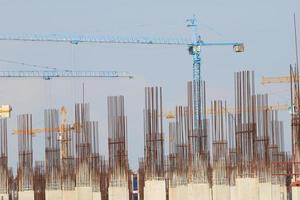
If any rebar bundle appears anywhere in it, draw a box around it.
[227,113,237,186]
[0,118,8,194]
[167,106,190,187]
[234,71,257,178]
[138,159,145,200]
[144,87,164,179]
[33,161,45,200]
[107,96,129,186]
[17,114,34,191]
[44,109,61,190]
[61,124,75,191]
[90,122,101,192]
[187,81,209,183]
[211,100,229,185]
[253,94,271,183]
[290,64,300,179]
[167,122,177,188]
[269,111,286,185]
[75,103,92,187]
[100,159,109,200]
[0,119,9,194]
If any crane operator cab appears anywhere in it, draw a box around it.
[233,43,245,53]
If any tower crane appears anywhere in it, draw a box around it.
[0,16,244,128]
[13,106,75,160]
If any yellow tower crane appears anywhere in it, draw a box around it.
[13,106,75,160]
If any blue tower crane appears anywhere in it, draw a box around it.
[186,16,244,126]
[0,16,244,127]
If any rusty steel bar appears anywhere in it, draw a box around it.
[144,86,164,180]
[107,96,129,186]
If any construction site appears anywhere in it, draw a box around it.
[0,2,300,200]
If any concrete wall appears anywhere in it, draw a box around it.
[212,185,230,200]
[108,186,129,200]
[258,182,272,200]
[144,180,166,200]
[0,193,8,200]
[45,190,62,200]
[62,190,76,200]
[92,192,101,200]
[18,191,35,200]
[236,178,259,200]
[187,183,210,200]
[75,187,93,200]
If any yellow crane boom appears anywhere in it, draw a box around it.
[164,103,288,120]
[261,76,292,85]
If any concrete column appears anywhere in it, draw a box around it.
[292,187,300,200]
[108,186,129,200]
[236,178,259,200]
[280,185,287,200]
[45,190,62,200]
[229,186,237,200]
[176,185,188,200]
[168,187,177,200]
[75,187,93,200]
[144,180,166,200]
[62,190,76,200]
[212,185,230,200]
[92,192,101,200]
[272,184,281,200]
[258,182,272,200]
[0,194,8,200]
[18,191,35,200]
[187,183,210,200]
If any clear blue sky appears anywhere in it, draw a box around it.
[0,0,299,171]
